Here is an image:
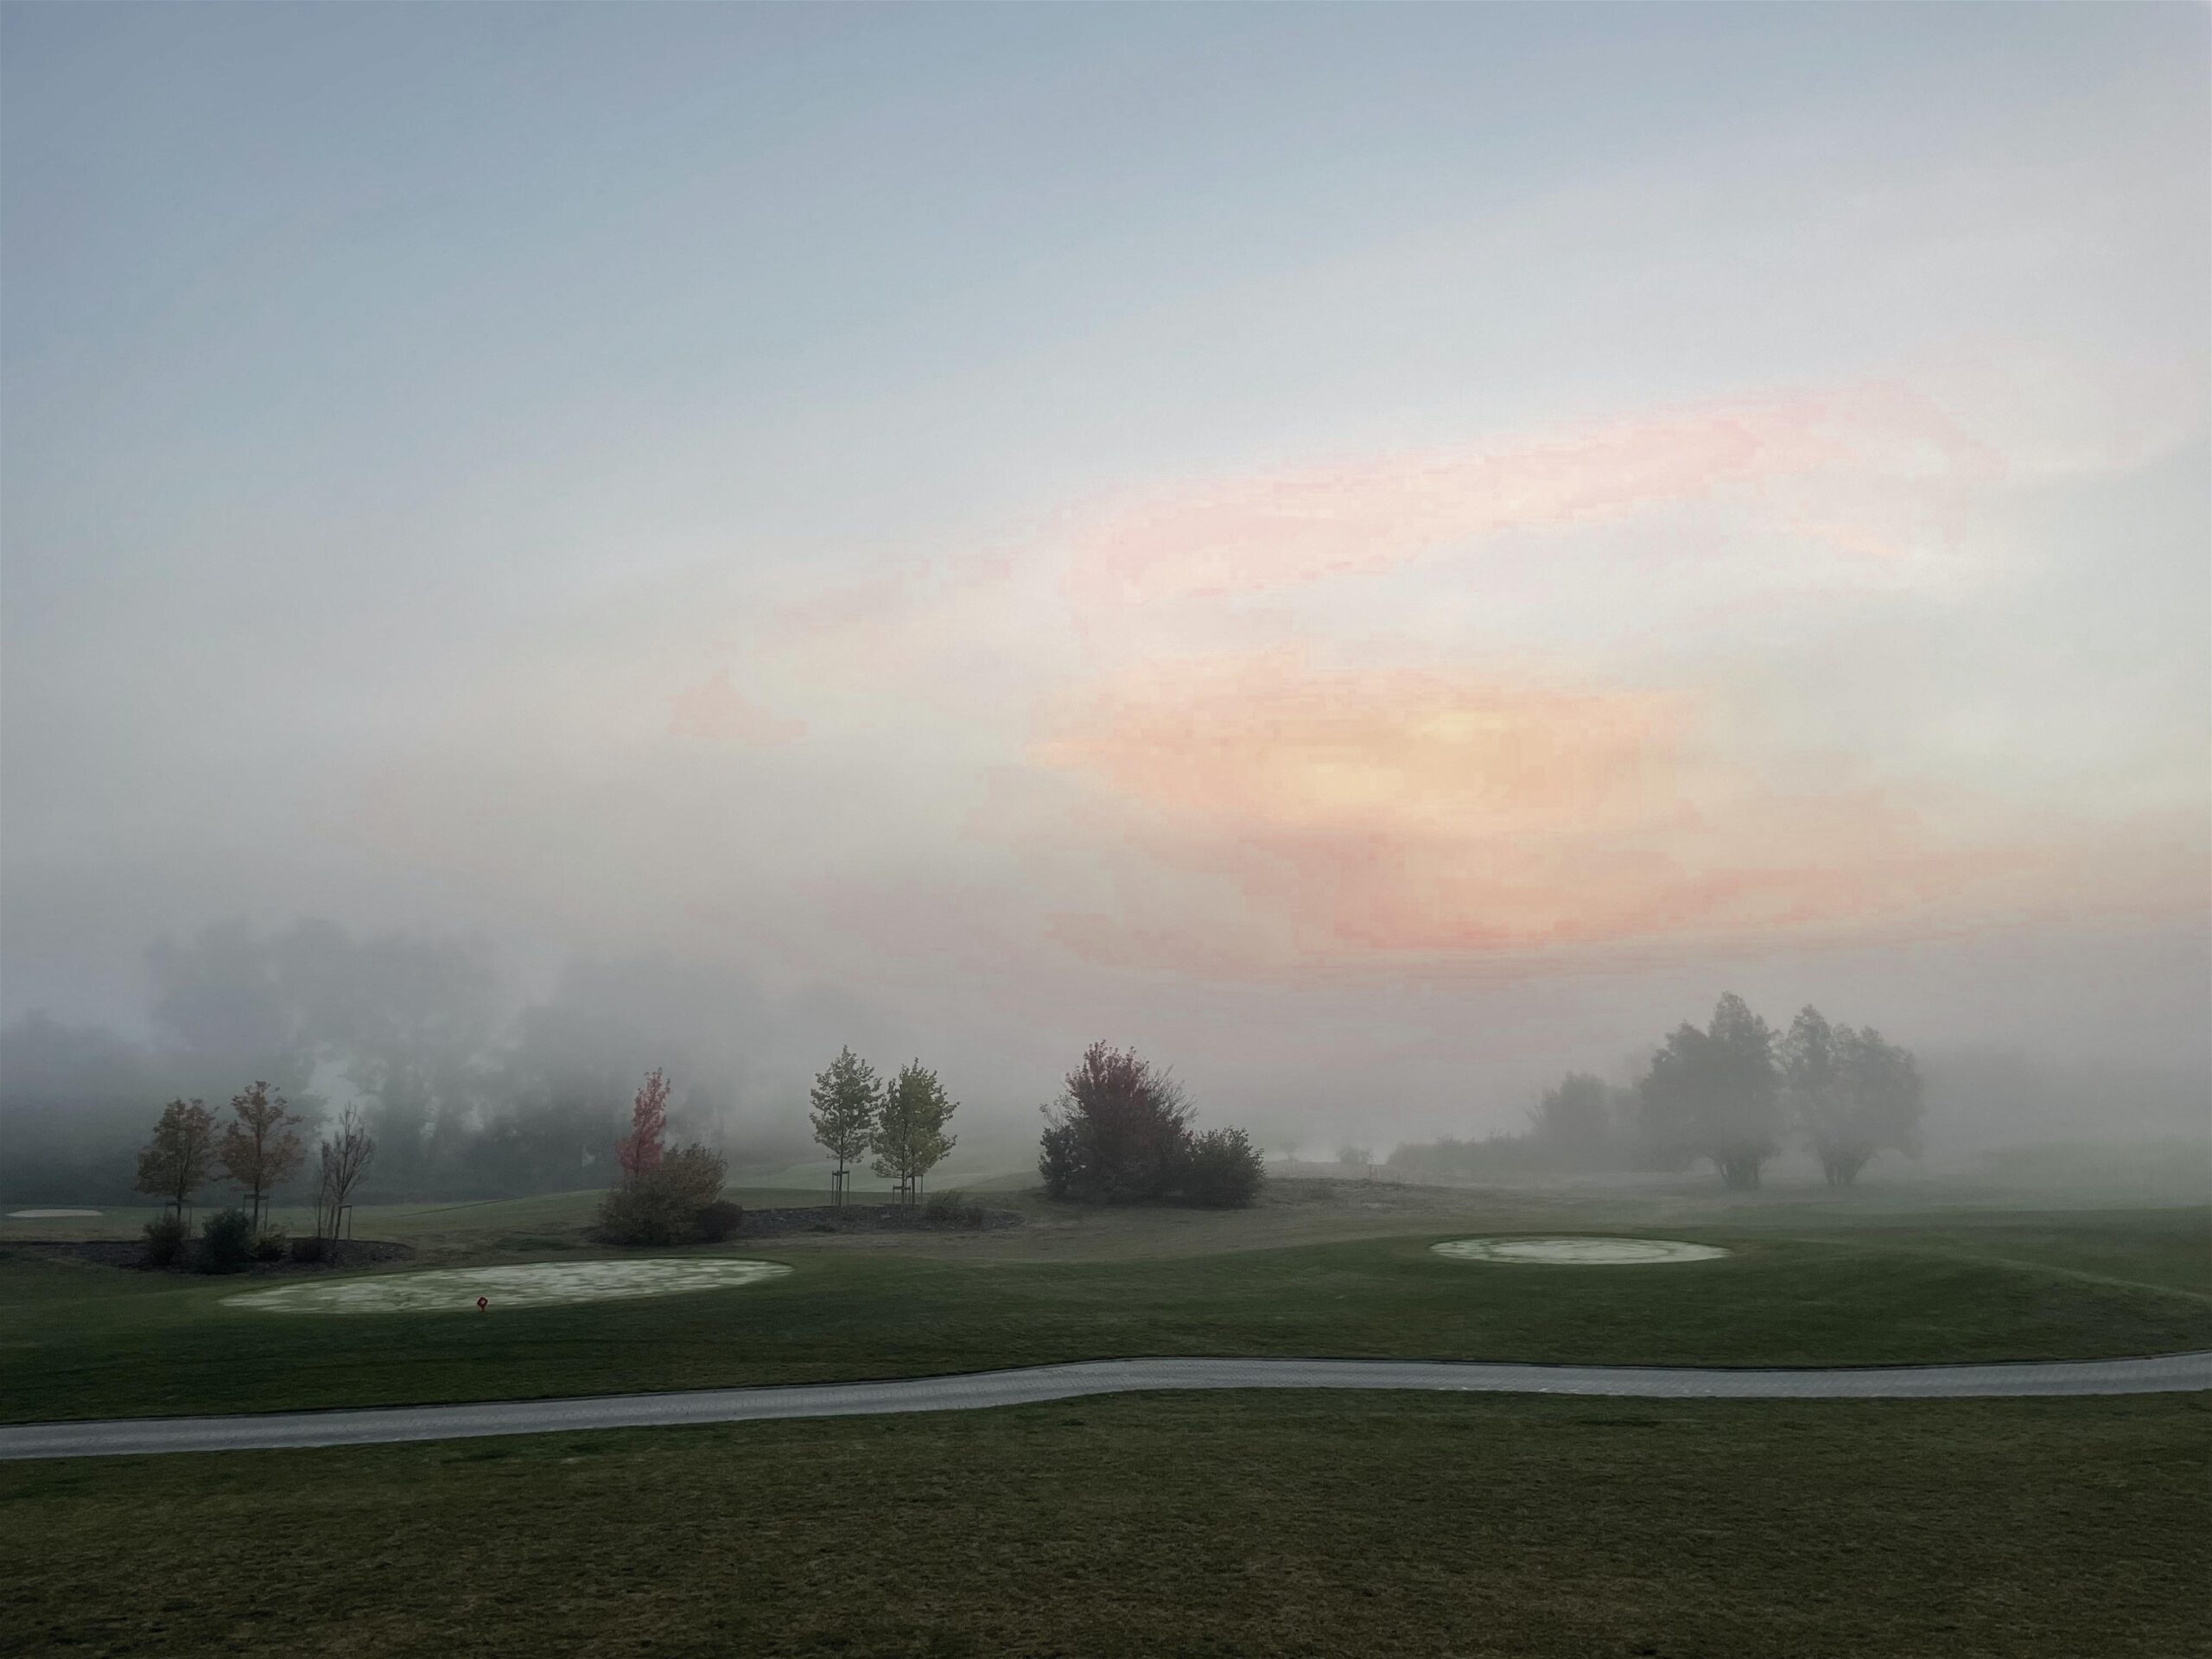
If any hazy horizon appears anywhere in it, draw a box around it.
[4,5,2206,1157]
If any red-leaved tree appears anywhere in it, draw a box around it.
[616,1068,670,1176]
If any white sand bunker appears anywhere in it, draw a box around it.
[7,1208,101,1218]
[225,1258,791,1314]
[1433,1236,1730,1265]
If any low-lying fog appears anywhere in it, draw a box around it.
[3,913,2204,1205]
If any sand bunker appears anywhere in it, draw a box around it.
[224,1258,791,1314]
[6,1208,100,1218]
[1432,1236,1729,1265]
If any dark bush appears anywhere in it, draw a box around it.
[596,1143,730,1246]
[1179,1127,1267,1208]
[1039,1043,1265,1209]
[696,1199,744,1242]
[198,1207,255,1273]
[140,1212,187,1268]
[289,1233,327,1263]
[251,1229,288,1262]
[1039,1121,1080,1200]
[1039,1043,1194,1204]
[923,1190,984,1229]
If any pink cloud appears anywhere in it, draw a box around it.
[1064,384,2005,610]
[665,670,806,746]
[1025,648,2157,975]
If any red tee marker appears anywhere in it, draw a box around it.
[476,1295,489,1312]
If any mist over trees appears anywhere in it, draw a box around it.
[1639,994,1784,1189]
[8,910,2174,1208]
[1390,994,1928,1190]
[0,920,839,1205]
[1780,1007,1924,1186]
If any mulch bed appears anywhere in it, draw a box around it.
[5,1237,414,1276]
[737,1204,1023,1236]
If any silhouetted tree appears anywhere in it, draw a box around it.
[809,1047,880,1207]
[314,1104,376,1246]
[134,1098,217,1217]
[219,1081,304,1230]
[1783,1008,1923,1185]
[1637,994,1780,1189]
[1528,1071,1623,1168]
[1040,1043,1193,1202]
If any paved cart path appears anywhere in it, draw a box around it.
[6,1351,2207,1460]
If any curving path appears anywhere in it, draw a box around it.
[6,1351,2208,1461]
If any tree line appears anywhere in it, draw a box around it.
[130,1082,377,1268]
[590,1039,1266,1248]
[1389,995,1923,1190]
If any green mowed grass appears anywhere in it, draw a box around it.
[3,1392,2204,1658]
[4,1208,2207,1423]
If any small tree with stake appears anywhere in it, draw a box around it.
[219,1081,304,1232]
[871,1061,957,1206]
[809,1047,880,1208]
[135,1098,216,1220]
[315,1104,376,1253]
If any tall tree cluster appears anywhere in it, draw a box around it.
[131,1083,304,1227]
[1778,1007,1924,1187]
[1637,995,1923,1188]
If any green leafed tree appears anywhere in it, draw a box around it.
[1637,993,1781,1189]
[871,1060,957,1205]
[809,1046,880,1207]
[134,1097,217,1217]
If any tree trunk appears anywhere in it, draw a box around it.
[1718,1153,1764,1190]
[1820,1148,1871,1187]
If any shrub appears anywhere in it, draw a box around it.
[251,1229,288,1262]
[1179,1127,1266,1209]
[1039,1043,1265,1209]
[140,1212,188,1268]
[595,1142,730,1247]
[198,1207,255,1273]
[1039,1043,1193,1204]
[289,1233,327,1264]
[1039,1121,1081,1200]
[696,1199,744,1243]
[923,1190,984,1229]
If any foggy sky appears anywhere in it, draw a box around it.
[3,5,2206,1146]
